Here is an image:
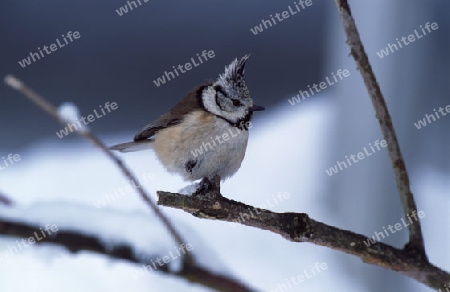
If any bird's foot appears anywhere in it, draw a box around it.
[193,177,212,196]
[192,176,221,198]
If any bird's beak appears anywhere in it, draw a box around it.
[249,105,265,112]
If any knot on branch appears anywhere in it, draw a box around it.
[157,180,314,242]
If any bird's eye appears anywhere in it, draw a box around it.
[232,99,242,106]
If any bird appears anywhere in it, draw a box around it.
[110,54,264,191]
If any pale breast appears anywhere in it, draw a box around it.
[153,110,249,181]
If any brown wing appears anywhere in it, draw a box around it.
[133,82,212,141]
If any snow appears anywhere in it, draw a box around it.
[4,75,23,91]
[57,102,89,133]
[0,97,447,292]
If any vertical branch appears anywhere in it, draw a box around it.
[332,0,426,256]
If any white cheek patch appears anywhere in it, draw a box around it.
[201,82,248,124]
[202,87,222,116]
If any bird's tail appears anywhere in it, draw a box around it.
[109,140,154,153]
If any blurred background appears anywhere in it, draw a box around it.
[1,0,449,291]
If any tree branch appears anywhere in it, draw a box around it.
[157,180,450,290]
[3,75,190,263]
[332,0,425,255]
[2,76,258,291]
[0,215,254,292]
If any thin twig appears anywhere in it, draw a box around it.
[3,75,191,264]
[157,188,450,290]
[332,0,425,255]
